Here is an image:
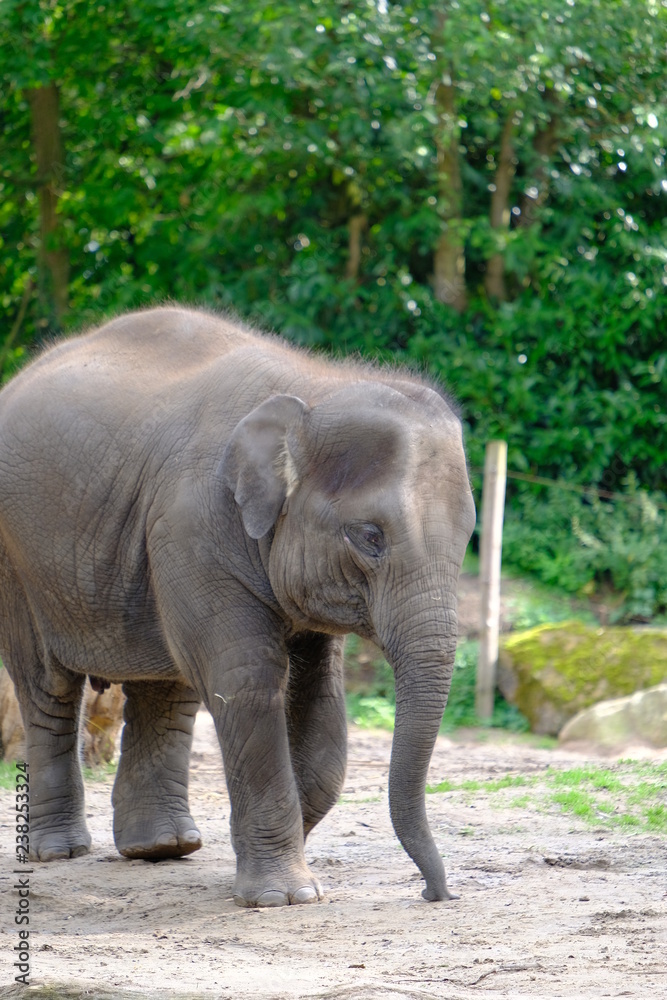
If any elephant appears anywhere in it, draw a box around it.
[0,306,475,907]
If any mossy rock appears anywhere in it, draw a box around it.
[498,621,667,736]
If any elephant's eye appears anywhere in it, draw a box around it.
[344,522,386,559]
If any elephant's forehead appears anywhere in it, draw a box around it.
[416,427,470,487]
[326,442,470,521]
[403,429,475,538]
[306,415,464,499]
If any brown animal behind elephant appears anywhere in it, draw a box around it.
[0,668,123,766]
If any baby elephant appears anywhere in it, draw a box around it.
[0,307,474,906]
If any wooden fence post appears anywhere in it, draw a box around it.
[476,440,508,721]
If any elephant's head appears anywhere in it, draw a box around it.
[221,381,475,900]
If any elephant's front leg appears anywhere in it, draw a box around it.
[210,640,322,908]
[286,632,347,838]
[112,680,202,859]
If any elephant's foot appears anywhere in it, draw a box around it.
[422,885,460,902]
[114,811,202,860]
[30,822,92,862]
[232,861,323,907]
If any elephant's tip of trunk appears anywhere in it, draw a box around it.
[422,883,460,902]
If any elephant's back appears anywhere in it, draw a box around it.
[79,305,256,375]
[0,307,253,401]
[0,307,260,457]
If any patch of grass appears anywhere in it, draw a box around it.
[486,774,531,792]
[427,778,457,793]
[550,788,597,821]
[644,804,667,831]
[548,766,626,794]
[0,759,116,789]
[82,760,117,782]
[0,760,18,789]
[427,773,535,795]
[427,761,667,835]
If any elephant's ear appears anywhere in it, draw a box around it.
[219,394,309,539]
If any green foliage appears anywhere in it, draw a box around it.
[503,487,596,593]
[346,693,396,732]
[1,0,666,613]
[406,279,666,492]
[572,477,667,621]
[503,477,667,621]
[345,638,529,734]
[502,581,597,632]
[442,640,529,733]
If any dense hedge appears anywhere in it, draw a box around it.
[2,1,665,616]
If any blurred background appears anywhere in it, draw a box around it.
[1,0,666,639]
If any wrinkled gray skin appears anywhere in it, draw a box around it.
[0,307,474,907]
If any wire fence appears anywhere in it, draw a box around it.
[469,466,667,512]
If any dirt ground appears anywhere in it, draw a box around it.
[1,709,666,1000]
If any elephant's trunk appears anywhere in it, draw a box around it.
[380,592,459,901]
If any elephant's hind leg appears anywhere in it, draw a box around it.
[22,668,90,861]
[0,623,90,861]
[0,542,91,862]
[286,633,347,838]
[112,680,202,859]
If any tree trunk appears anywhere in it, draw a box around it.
[25,82,69,326]
[519,94,560,228]
[484,112,516,301]
[0,278,33,375]
[433,76,467,312]
[345,213,367,281]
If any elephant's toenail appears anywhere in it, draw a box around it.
[181,830,201,845]
[232,894,252,908]
[291,886,319,904]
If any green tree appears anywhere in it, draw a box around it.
[1,0,665,494]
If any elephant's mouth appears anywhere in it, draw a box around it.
[284,593,371,638]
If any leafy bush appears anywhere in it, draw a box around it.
[4,0,665,628]
[502,476,667,622]
[3,0,666,502]
[442,641,529,733]
[573,477,667,622]
[344,637,528,734]
[502,487,594,594]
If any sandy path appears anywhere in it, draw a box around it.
[2,712,666,1000]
